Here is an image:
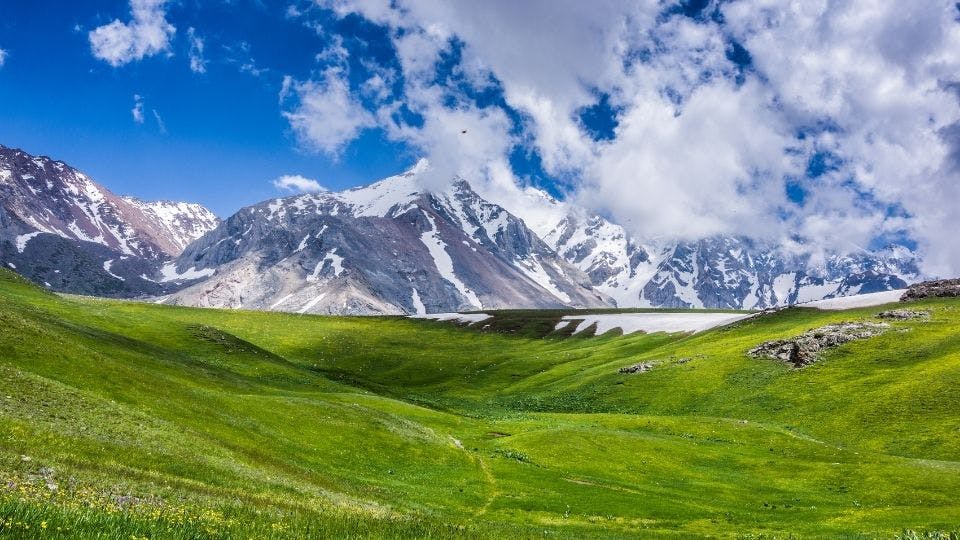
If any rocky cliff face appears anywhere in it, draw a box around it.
[0,145,219,296]
[163,165,610,314]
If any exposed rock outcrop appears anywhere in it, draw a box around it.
[748,322,889,367]
[901,279,960,301]
[618,362,654,374]
[876,309,930,320]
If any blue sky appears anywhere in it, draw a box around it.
[0,1,425,215]
[0,0,582,216]
[1,1,959,273]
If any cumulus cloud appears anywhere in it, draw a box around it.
[0,48,8,68]
[131,95,145,123]
[187,27,207,74]
[89,0,176,67]
[721,0,960,269]
[273,174,327,193]
[306,0,960,274]
[280,68,375,157]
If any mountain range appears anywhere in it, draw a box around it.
[0,145,921,313]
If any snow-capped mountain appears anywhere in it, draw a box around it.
[162,162,610,314]
[632,237,918,309]
[500,186,920,310]
[0,145,220,296]
[120,197,220,255]
[0,144,920,311]
[542,212,659,307]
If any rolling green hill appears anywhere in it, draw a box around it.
[0,268,958,538]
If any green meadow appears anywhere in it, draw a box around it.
[0,268,958,538]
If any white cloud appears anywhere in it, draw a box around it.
[580,79,795,241]
[280,68,375,157]
[273,174,327,193]
[313,0,960,274]
[223,41,268,76]
[0,48,8,68]
[152,109,167,134]
[89,0,176,67]
[721,0,960,271]
[187,27,207,74]
[131,95,145,123]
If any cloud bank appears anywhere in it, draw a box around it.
[280,68,375,157]
[282,1,960,275]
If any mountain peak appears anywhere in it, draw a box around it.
[164,167,610,315]
[0,145,221,297]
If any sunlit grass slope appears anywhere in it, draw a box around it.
[0,268,958,538]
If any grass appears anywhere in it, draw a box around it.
[0,267,958,538]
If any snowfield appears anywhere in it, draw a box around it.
[801,289,905,310]
[419,212,482,309]
[556,312,754,336]
[15,231,44,253]
[410,313,492,324]
[158,262,216,282]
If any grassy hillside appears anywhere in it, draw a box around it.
[0,268,958,538]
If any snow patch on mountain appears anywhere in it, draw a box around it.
[514,256,571,303]
[420,211,482,308]
[298,292,327,314]
[558,312,754,335]
[323,248,345,277]
[122,198,220,253]
[336,161,426,217]
[411,288,426,315]
[159,262,215,282]
[803,289,905,310]
[15,232,43,253]
[102,259,125,282]
[410,313,492,324]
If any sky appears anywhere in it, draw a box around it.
[1,1,960,274]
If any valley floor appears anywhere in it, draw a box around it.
[0,268,958,538]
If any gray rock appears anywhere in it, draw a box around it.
[748,321,889,367]
[619,362,654,374]
[901,279,960,300]
[876,309,930,320]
